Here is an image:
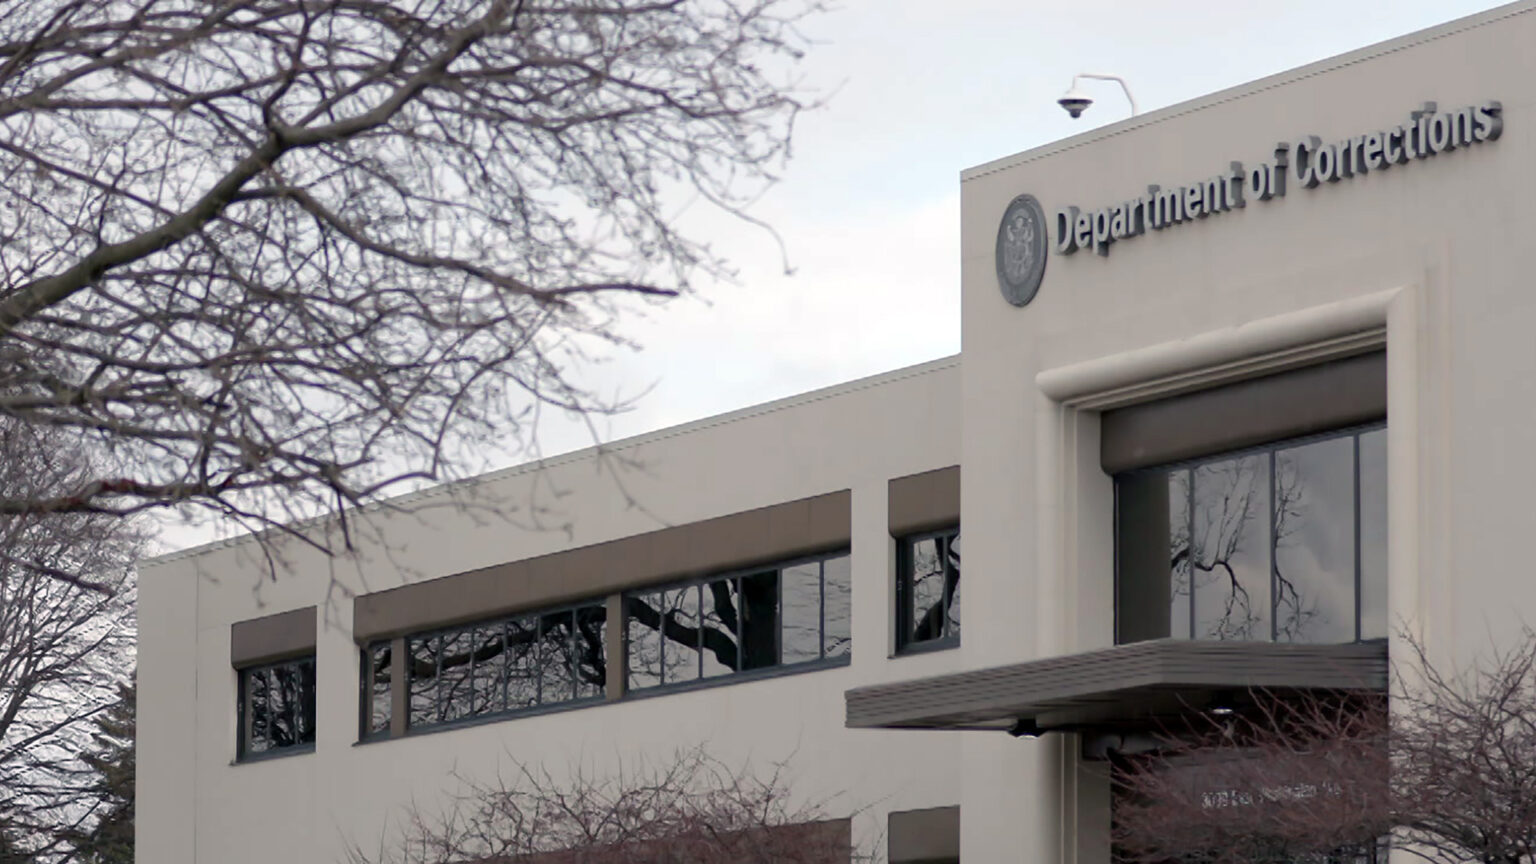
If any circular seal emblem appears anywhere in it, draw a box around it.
[995,194,1048,307]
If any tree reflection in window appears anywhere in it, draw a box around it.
[625,550,851,692]
[1193,456,1270,641]
[896,527,960,652]
[1116,425,1386,645]
[400,600,607,733]
[362,641,391,737]
[239,656,316,759]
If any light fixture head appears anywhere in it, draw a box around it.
[1008,717,1043,738]
[1208,690,1239,716]
[1057,85,1094,119]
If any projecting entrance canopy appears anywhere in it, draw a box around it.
[844,639,1387,733]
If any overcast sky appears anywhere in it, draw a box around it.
[158,0,1510,552]
[559,0,1507,438]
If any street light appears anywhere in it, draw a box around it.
[1057,73,1138,119]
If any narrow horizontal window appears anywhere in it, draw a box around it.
[624,549,851,694]
[361,551,850,740]
[391,599,608,735]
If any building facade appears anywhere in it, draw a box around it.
[138,3,1536,862]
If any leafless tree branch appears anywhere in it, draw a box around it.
[0,0,822,556]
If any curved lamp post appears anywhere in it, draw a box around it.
[1057,73,1139,119]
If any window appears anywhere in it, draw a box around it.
[360,549,853,739]
[1115,426,1386,645]
[239,656,316,759]
[361,641,391,738]
[381,599,607,734]
[895,527,961,653]
[625,550,851,692]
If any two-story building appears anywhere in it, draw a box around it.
[138,3,1536,861]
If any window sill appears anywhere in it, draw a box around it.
[893,637,960,658]
[354,656,853,745]
[623,653,852,703]
[360,694,609,744]
[232,742,315,765]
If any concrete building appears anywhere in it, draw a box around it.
[138,3,1536,862]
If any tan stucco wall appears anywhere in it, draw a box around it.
[956,2,1536,861]
[140,4,1536,864]
[136,357,964,864]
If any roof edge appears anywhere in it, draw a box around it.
[142,354,961,569]
[961,0,1536,183]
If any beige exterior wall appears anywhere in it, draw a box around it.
[956,2,1536,861]
[141,3,1536,863]
[136,357,964,864]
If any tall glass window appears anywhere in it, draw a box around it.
[895,526,961,653]
[625,549,852,692]
[1115,426,1386,645]
[360,642,391,739]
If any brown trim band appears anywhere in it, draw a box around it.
[889,806,960,864]
[354,491,852,642]
[1100,351,1386,474]
[888,466,960,537]
[230,606,317,667]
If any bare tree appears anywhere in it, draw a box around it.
[1113,630,1536,864]
[1112,692,1391,864]
[0,421,141,859]
[1391,634,1536,864]
[0,0,821,548]
[348,745,875,864]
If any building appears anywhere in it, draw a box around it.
[137,3,1536,862]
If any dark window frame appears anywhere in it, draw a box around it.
[237,655,317,763]
[622,548,852,698]
[358,549,854,743]
[389,597,609,736]
[894,525,961,656]
[358,640,391,741]
[1113,422,1386,647]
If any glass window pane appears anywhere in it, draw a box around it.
[823,554,852,658]
[908,537,945,644]
[469,625,504,716]
[436,630,476,723]
[505,617,540,709]
[368,642,391,736]
[701,578,743,678]
[294,659,316,745]
[269,665,295,746]
[1274,437,1357,644]
[1170,470,1192,640]
[573,604,607,699]
[782,564,822,664]
[407,634,438,728]
[944,532,962,639]
[1359,429,1388,640]
[247,669,271,754]
[654,586,701,686]
[1193,455,1271,641]
[1116,470,1184,644]
[537,611,576,704]
[625,593,665,691]
[738,571,779,671]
